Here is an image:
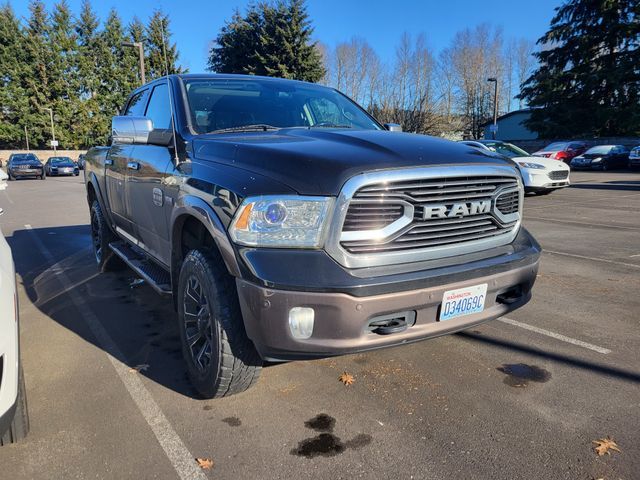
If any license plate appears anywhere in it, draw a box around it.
[439,283,488,321]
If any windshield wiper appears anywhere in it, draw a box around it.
[208,124,281,134]
[310,123,353,129]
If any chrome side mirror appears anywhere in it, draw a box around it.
[384,123,402,132]
[112,116,154,145]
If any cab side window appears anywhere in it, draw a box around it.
[145,83,172,130]
[124,90,148,116]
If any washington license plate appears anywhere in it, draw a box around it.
[439,284,488,321]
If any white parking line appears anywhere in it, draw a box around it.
[498,317,611,354]
[525,216,640,231]
[25,224,207,480]
[524,191,640,210]
[543,249,640,269]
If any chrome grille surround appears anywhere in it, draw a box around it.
[325,165,523,268]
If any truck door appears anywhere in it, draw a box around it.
[106,89,148,238]
[126,81,173,266]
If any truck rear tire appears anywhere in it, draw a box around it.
[178,249,262,398]
[90,200,122,272]
[1,366,29,445]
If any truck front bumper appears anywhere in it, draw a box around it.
[236,228,540,361]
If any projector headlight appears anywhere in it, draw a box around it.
[229,195,334,248]
[517,162,546,169]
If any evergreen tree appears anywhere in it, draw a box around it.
[0,4,28,148]
[95,9,132,141]
[22,0,53,148]
[145,11,182,80]
[208,0,325,82]
[75,0,102,148]
[520,0,640,137]
[49,0,79,148]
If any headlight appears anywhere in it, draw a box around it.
[229,195,334,248]
[517,162,546,169]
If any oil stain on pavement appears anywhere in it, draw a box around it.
[222,416,242,427]
[291,414,372,458]
[497,363,551,387]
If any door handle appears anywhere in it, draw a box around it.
[127,162,140,170]
[104,159,113,166]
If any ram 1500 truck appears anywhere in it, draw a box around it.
[85,74,540,398]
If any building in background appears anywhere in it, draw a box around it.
[483,109,538,141]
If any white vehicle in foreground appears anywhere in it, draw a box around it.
[0,217,29,445]
[461,140,570,195]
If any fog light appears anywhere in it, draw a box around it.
[288,307,314,339]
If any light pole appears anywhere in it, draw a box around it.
[24,125,30,151]
[122,41,146,85]
[487,77,498,139]
[43,107,57,152]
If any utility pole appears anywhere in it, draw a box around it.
[487,77,498,139]
[24,125,30,151]
[123,41,146,85]
[43,107,57,152]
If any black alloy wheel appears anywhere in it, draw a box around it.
[182,275,214,373]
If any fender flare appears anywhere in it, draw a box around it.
[86,172,116,229]
[170,195,241,278]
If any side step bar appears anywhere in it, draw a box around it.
[109,241,172,295]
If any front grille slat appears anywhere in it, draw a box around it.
[341,174,521,254]
[548,170,569,180]
[344,229,510,253]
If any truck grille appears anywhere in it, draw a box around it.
[548,170,569,180]
[495,190,519,214]
[342,204,404,232]
[340,175,520,255]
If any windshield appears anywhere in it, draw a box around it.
[584,146,614,155]
[542,142,568,151]
[481,142,529,158]
[51,157,73,165]
[10,154,38,164]
[184,78,382,134]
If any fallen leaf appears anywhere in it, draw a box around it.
[195,457,214,470]
[338,372,355,386]
[129,364,149,373]
[592,437,621,456]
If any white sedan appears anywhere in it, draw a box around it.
[461,140,571,195]
[0,219,29,445]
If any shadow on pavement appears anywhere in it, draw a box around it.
[569,180,640,192]
[458,331,640,384]
[8,225,205,399]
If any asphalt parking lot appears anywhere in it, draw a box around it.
[0,170,638,479]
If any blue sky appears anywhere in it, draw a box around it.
[12,0,561,72]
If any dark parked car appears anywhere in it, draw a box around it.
[6,153,45,180]
[533,141,587,163]
[44,157,79,176]
[628,146,640,170]
[76,154,86,170]
[84,74,540,398]
[570,145,629,171]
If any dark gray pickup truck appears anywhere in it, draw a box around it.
[84,74,540,398]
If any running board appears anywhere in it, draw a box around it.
[109,241,172,295]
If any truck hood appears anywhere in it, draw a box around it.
[192,129,517,195]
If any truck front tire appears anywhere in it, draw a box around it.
[90,200,122,272]
[1,366,29,445]
[178,249,262,398]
